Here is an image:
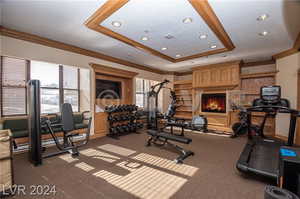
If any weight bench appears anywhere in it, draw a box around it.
[146,130,194,163]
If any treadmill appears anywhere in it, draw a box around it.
[236,86,299,181]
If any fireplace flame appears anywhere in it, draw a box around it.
[202,93,226,113]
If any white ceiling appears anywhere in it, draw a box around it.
[101,0,224,59]
[1,0,300,72]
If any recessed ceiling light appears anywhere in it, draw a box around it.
[112,21,122,27]
[259,31,269,36]
[257,14,269,21]
[199,34,207,39]
[141,36,149,41]
[210,45,217,49]
[164,34,174,39]
[176,54,181,58]
[161,47,167,51]
[183,17,193,24]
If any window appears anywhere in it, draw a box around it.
[63,66,79,112]
[31,62,80,113]
[1,57,28,116]
[31,61,60,114]
[1,57,83,116]
[135,78,162,110]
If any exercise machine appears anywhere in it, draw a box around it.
[230,105,264,138]
[147,130,194,163]
[147,79,170,130]
[27,80,92,166]
[236,85,299,181]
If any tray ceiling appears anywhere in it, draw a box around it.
[85,0,234,62]
[1,0,300,71]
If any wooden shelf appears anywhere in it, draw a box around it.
[174,114,192,120]
[176,93,192,96]
[173,80,192,85]
[176,109,192,113]
[177,104,192,107]
[174,87,192,91]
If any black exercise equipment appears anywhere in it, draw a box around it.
[106,104,142,138]
[147,79,170,130]
[264,186,299,199]
[279,146,300,196]
[231,105,266,138]
[146,130,194,163]
[236,85,299,181]
[27,80,92,166]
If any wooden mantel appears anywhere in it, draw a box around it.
[90,63,138,78]
[192,60,241,89]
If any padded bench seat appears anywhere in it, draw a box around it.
[147,130,192,144]
[3,113,88,139]
[147,130,194,163]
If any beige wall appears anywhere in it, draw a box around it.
[276,52,300,136]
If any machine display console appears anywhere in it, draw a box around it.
[261,86,281,103]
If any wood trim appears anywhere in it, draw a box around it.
[90,63,138,78]
[0,26,164,74]
[240,71,278,79]
[174,71,193,76]
[188,0,235,50]
[192,60,241,71]
[85,0,235,63]
[173,80,192,85]
[242,59,275,67]
[273,31,300,59]
[294,32,300,50]
[273,48,298,60]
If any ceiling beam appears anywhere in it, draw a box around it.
[272,31,300,60]
[0,26,165,74]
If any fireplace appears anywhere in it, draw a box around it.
[201,93,226,113]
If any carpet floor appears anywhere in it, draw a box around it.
[10,131,270,199]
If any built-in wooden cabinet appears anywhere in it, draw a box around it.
[90,63,138,137]
[192,61,241,88]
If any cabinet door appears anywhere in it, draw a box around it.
[94,112,108,136]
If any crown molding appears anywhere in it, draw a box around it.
[272,31,300,60]
[0,26,165,74]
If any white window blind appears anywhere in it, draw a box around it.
[1,57,27,116]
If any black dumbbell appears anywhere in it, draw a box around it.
[128,123,136,132]
[115,125,124,133]
[136,122,144,129]
[110,127,118,135]
[121,114,128,121]
[119,114,126,121]
[122,124,130,133]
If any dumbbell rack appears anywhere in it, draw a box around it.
[105,105,143,139]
